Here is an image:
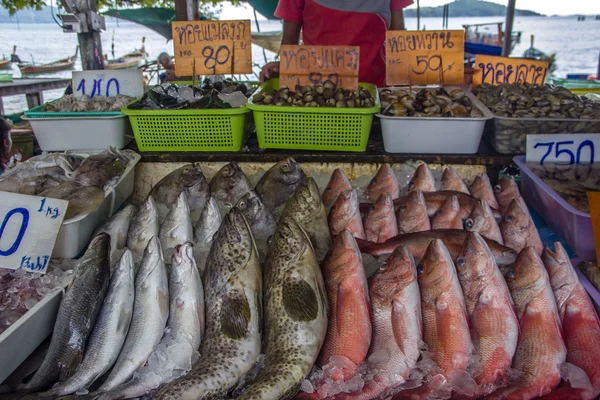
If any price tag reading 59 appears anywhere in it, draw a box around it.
[0,192,68,273]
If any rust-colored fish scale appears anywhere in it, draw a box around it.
[500,197,544,255]
[465,200,504,244]
[364,193,398,243]
[430,195,463,230]
[408,163,436,193]
[488,247,566,400]
[328,189,366,240]
[322,168,353,210]
[365,164,400,201]
[494,177,521,215]
[543,243,600,397]
[456,232,519,396]
[396,190,431,234]
[441,166,470,194]
[470,173,500,210]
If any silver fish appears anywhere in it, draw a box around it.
[127,196,160,262]
[238,217,328,400]
[22,234,111,392]
[235,190,277,263]
[159,192,193,261]
[98,237,169,392]
[280,177,331,262]
[94,204,138,271]
[41,250,135,397]
[255,157,307,216]
[97,243,204,400]
[193,197,222,277]
[154,209,262,400]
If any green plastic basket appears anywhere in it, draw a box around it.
[247,79,379,152]
[24,104,123,118]
[122,104,250,152]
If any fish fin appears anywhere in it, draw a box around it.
[116,306,133,336]
[59,351,83,382]
[283,276,319,322]
[336,277,371,338]
[221,290,251,339]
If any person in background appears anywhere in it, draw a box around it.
[261,0,414,87]
[0,118,12,174]
[158,52,176,83]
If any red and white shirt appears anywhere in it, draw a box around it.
[275,0,414,86]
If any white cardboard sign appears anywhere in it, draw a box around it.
[526,134,600,165]
[0,193,68,273]
[72,70,144,99]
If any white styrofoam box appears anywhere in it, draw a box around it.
[22,114,133,151]
[52,152,140,259]
[0,288,64,384]
[377,90,493,154]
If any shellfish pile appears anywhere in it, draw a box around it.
[43,94,135,113]
[379,87,484,118]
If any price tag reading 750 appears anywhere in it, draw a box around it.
[0,193,67,273]
[526,134,600,165]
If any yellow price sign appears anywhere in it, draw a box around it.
[385,30,465,86]
[473,55,549,87]
[171,20,252,76]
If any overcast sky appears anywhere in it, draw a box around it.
[223,0,600,19]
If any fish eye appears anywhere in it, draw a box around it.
[238,201,246,209]
[282,162,289,169]
[434,210,441,217]
[456,257,466,268]
[379,262,387,271]
[465,219,474,228]
[408,181,415,187]
[506,269,516,279]
[494,185,501,193]
[399,205,407,212]
[369,205,375,213]
[505,214,513,223]
[371,178,377,184]
[183,167,191,173]
[417,263,425,275]
[223,167,230,174]
[324,186,331,192]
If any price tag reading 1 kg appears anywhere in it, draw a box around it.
[171,20,252,76]
[0,193,67,273]
[385,30,465,86]
[279,45,360,90]
[526,134,600,165]
[473,55,549,87]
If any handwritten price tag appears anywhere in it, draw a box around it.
[171,20,252,76]
[0,193,67,273]
[279,45,360,90]
[473,55,548,87]
[526,134,600,165]
[385,30,464,86]
[72,70,144,99]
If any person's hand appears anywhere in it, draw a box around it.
[260,62,280,82]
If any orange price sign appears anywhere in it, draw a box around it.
[588,192,600,262]
[385,30,464,86]
[279,45,360,90]
[473,55,549,87]
[171,20,252,76]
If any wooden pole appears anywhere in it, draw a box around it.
[62,0,104,70]
[502,0,516,57]
[417,0,420,30]
[175,0,199,21]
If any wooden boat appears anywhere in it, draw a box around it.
[0,59,11,69]
[105,38,147,70]
[463,22,521,56]
[18,46,78,76]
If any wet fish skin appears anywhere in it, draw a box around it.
[494,177,521,215]
[209,161,252,207]
[441,166,470,194]
[338,245,422,400]
[193,196,222,276]
[255,157,307,215]
[500,197,544,255]
[430,195,463,230]
[488,247,566,400]
[543,243,600,396]
[18,174,62,195]
[470,174,500,210]
[235,190,277,262]
[237,216,328,400]
[97,242,205,400]
[395,190,431,234]
[22,233,111,393]
[155,209,262,400]
[127,196,160,260]
[356,230,518,266]
[94,204,138,269]
[465,200,504,244]
[39,181,82,200]
[322,168,352,210]
[149,163,209,223]
[159,191,193,260]
[41,250,135,397]
[72,151,129,188]
[99,237,169,392]
[455,232,519,395]
[281,177,331,262]
[408,163,435,193]
[365,164,400,201]
[328,189,366,240]
[364,193,398,243]
[41,182,105,220]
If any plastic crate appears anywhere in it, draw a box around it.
[247,79,380,152]
[24,104,123,118]
[122,104,250,152]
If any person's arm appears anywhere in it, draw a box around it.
[282,20,302,45]
[390,9,406,30]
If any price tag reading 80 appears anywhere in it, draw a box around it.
[0,193,67,273]
[526,134,600,166]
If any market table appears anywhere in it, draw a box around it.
[0,78,70,114]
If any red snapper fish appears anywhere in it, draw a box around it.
[430,195,463,230]
[408,163,436,193]
[470,173,500,210]
[465,199,504,244]
[500,197,544,256]
[395,190,431,235]
[322,168,353,210]
[364,193,398,243]
[365,164,400,202]
[494,177,521,215]
[328,190,366,240]
[441,166,470,194]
